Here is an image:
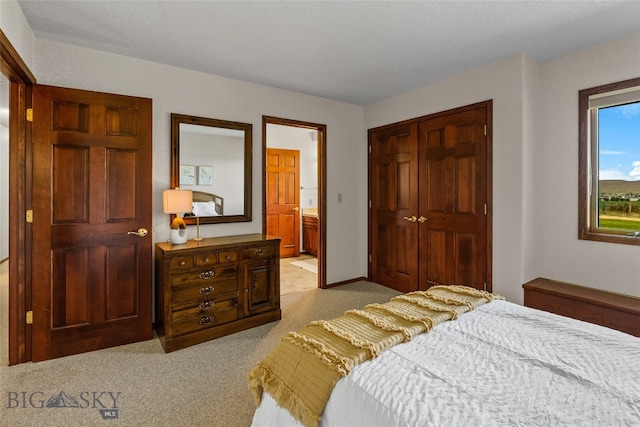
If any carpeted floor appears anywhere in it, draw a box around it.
[0,281,400,427]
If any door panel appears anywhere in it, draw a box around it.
[418,107,487,291]
[32,85,152,361]
[266,148,300,258]
[369,123,419,292]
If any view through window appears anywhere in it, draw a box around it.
[597,100,640,233]
[579,77,640,245]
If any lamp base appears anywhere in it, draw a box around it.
[169,228,188,244]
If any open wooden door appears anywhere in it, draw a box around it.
[31,85,152,361]
[266,148,300,258]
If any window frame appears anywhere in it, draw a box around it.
[578,77,640,246]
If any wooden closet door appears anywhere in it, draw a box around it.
[369,123,419,292]
[418,106,488,291]
[31,85,153,361]
[369,102,491,293]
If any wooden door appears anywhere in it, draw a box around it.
[31,85,153,361]
[369,123,419,292]
[369,103,491,293]
[266,148,300,258]
[418,107,488,291]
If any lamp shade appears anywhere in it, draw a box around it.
[163,189,193,244]
[162,189,193,214]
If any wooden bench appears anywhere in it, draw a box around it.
[523,277,640,337]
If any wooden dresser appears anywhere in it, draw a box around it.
[523,277,640,337]
[155,233,281,352]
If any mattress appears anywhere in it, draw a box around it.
[251,300,640,426]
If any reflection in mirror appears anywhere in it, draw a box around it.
[171,113,252,224]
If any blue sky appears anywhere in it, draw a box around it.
[599,102,640,181]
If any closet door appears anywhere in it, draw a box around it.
[369,123,419,292]
[369,102,491,293]
[418,106,488,290]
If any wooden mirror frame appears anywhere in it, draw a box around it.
[170,113,252,224]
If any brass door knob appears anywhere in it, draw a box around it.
[127,228,148,237]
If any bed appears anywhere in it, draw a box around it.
[249,286,640,427]
[188,190,223,216]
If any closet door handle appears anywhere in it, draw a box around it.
[418,216,427,223]
[403,216,417,223]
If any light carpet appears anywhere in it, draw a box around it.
[0,281,400,427]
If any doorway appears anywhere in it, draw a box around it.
[2,30,36,365]
[263,116,326,292]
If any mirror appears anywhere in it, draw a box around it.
[171,113,252,224]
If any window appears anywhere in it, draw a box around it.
[579,77,640,246]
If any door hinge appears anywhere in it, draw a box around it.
[484,204,487,215]
[26,209,33,223]
[26,108,33,122]
[369,145,371,154]
[369,254,372,262]
[26,310,33,324]
[484,124,487,136]
[483,283,487,291]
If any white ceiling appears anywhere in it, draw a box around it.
[16,1,640,106]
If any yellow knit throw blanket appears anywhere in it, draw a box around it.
[248,285,504,427]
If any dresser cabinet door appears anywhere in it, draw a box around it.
[244,259,277,316]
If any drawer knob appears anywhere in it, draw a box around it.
[199,270,215,279]
[199,316,214,325]
[199,300,214,310]
[180,261,186,266]
[225,255,231,260]
[199,286,214,295]
[254,248,264,256]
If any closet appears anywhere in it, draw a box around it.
[368,101,492,293]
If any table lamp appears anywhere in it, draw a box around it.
[163,188,193,244]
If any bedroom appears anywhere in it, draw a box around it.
[1,0,639,424]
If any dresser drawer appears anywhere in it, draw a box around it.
[218,250,238,263]
[170,256,194,270]
[171,267,238,305]
[171,299,238,336]
[242,244,278,261]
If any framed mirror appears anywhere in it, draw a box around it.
[171,113,252,224]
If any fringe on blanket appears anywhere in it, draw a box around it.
[248,285,504,427]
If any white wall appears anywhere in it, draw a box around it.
[33,38,366,285]
[365,33,640,303]
[531,33,640,297]
[0,0,37,73]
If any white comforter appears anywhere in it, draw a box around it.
[252,300,640,426]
